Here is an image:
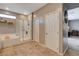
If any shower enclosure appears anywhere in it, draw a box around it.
[17,18,31,41]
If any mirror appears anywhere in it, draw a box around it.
[0,16,16,34]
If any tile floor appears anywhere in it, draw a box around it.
[0,41,59,56]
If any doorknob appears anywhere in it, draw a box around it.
[45,33,48,35]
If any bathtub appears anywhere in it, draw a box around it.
[0,34,20,49]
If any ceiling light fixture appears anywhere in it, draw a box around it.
[0,14,16,19]
[6,7,9,10]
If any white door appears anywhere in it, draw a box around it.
[45,11,59,52]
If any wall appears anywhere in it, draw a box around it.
[16,14,32,41]
[27,14,32,40]
[33,3,64,54]
[69,20,79,31]
[0,22,16,34]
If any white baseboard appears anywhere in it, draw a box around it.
[37,42,63,56]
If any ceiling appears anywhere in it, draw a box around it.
[0,3,47,15]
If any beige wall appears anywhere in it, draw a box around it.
[33,3,64,54]
[0,22,16,34]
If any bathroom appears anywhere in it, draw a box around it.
[0,9,32,49]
